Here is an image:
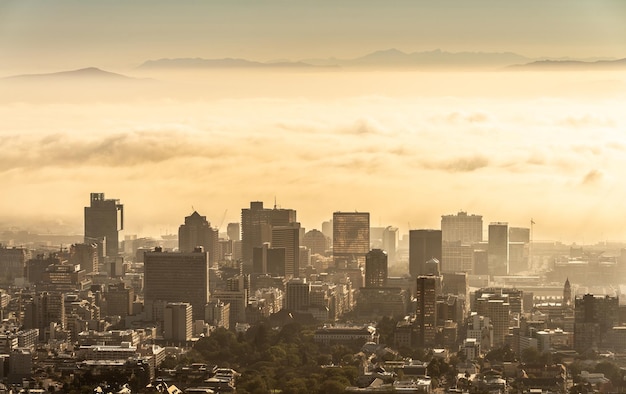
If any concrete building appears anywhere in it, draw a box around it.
[164,302,193,343]
[441,211,483,244]
[302,229,328,256]
[574,294,619,352]
[84,192,124,259]
[333,212,370,268]
[382,226,398,263]
[178,211,219,265]
[227,222,240,242]
[143,248,209,321]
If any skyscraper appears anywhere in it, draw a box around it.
[574,294,618,352]
[441,211,483,244]
[365,249,388,288]
[415,275,441,347]
[84,193,123,258]
[164,302,193,343]
[488,223,509,276]
[178,211,219,264]
[333,212,370,268]
[271,224,301,277]
[382,226,398,263]
[409,230,442,278]
[227,222,240,241]
[241,201,297,273]
[143,247,210,321]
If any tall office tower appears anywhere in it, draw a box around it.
[285,278,310,312]
[415,275,441,347]
[508,227,530,274]
[271,224,300,278]
[227,223,240,242]
[241,201,297,273]
[333,212,370,268]
[84,193,124,259]
[441,211,483,243]
[574,294,619,352]
[321,220,333,242]
[85,193,124,259]
[441,242,474,273]
[409,230,442,278]
[365,249,388,288]
[253,243,286,276]
[303,229,328,256]
[164,302,193,342]
[0,246,31,282]
[382,226,398,263]
[70,243,99,274]
[488,223,509,276]
[143,247,209,321]
[178,211,219,265]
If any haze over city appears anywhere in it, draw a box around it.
[1,0,626,244]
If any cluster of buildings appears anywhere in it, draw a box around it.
[1,194,626,391]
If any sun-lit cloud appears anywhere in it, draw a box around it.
[0,70,625,242]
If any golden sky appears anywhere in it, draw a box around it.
[0,1,625,243]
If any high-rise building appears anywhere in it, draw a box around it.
[271,224,301,278]
[241,201,297,273]
[365,249,388,288]
[508,227,530,274]
[409,230,442,278]
[164,302,193,342]
[303,229,328,256]
[574,294,619,352]
[415,275,441,347]
[178,211,219,264]
[227,223,240,242]
[333,212,370,268]
[252,243,286,276]
[143,247,209,321]
[441,211,483,244]
[382,226,398,263]
[285,278,310,312]
[488,223,509,276]
[70,243,99,274]
[84,193,124,258]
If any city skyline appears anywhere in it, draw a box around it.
[1,3,626,245]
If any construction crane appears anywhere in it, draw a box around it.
[217,209,228,231]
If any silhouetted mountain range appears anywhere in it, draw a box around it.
[509,58,626,70]
[4,67,136,81]
[138,58,328,70]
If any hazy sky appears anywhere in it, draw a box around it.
[1,2,626,244]
[1,1,625,72]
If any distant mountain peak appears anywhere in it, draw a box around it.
[4,67,134,80]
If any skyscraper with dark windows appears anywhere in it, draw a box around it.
[143,247,210,321]
[84,193,123,259]
[178,211,219,264]
[488,222,509,276]
[415,275,441,347]
[333,212,370,268]
[409,230,442,278]
[241,201,297,273]
[365,249,388,288]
